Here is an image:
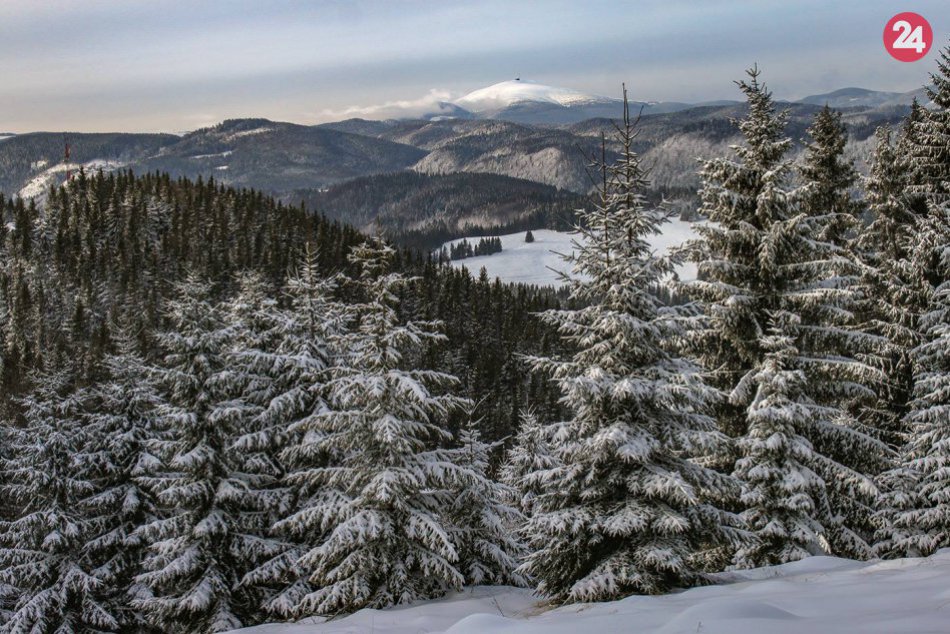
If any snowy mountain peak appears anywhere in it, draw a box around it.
[454,79,616,113]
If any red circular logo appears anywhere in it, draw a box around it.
[884,12,933,62]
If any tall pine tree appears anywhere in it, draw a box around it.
[521,92,739,603]
[684,68,887,565]
[287,239,470,616]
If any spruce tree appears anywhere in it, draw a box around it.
[887,204,950,556]
[446,418,525,587]
[908,43,950,207]
[219,273,301,622]
[134,275,274,633]
[80,329,164,632]
[0,368,119,633]
[732,311,830,566]
[235,257,346,618]
[682,66,794,442]
[793,105,887,555]
[521,92,739,603]
[684,68,887,564]
[857,126,927,448]
[288,239,470,616]
[797,105,862,247]
[859,127,933,557]
[500,408,560,518]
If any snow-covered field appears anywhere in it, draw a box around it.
[18,159,127,201]
[230,550,950,634]
[441,219,700,288]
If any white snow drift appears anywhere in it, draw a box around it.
[229,549,950,634]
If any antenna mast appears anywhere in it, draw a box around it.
[64,134,72,182]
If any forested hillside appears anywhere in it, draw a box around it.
[292,171,582,249]
[0,98,911,230]
[0,170,563,431]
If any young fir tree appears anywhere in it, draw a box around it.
[500,408,560,518]
[134,274,276,633]
[520,92,740,604]
[0,367,119,633]
[732,311,831,566]
[80,328,164,632]
[887,204,950,556]
[446,417,525,587]
[684,68,887,564]
[288,239,470,617]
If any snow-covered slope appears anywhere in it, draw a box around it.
[229,549,950,634]
[455,79,616,113]
[18,159,126,202]
[441,221,700,288]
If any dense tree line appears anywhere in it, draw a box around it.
[441,236,503,261]
[0,45,948,634]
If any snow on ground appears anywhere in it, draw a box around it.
[191,150,234,160]
[230,550,950,634]
[225,127,274,141]
[0,135,13,142]
[441,219,701,288]
[18,159,128,201]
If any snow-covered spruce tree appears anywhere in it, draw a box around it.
[887,205,950,556]
[242,250,349,618]
[732,311,831,566]
[446,417,525,587]
[797,105,863,247]
[907,42,950,207]
[80,328,164,632]
[681,67,794,443]
[135,274,274,633]
[0,367,119,633]
[683,68,888,564]
[500,408,560,518]
[217,272,302,622]
[858,126,928,449]
[792,107,889,556]
[288,239,470,616]
[860,127,934,557]
[521,92,740,603]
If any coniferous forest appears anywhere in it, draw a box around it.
[0,43,949,634]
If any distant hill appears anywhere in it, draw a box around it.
[133,118,427,192]
[798,86,925,109]
[0,86,915,236]
[0,132,175,196]
[291,171,584,249]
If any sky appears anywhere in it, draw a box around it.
[1,0,948,133]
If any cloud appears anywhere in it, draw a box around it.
[319,88,460,120]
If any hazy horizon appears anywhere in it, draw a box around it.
[2,0,947,133]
